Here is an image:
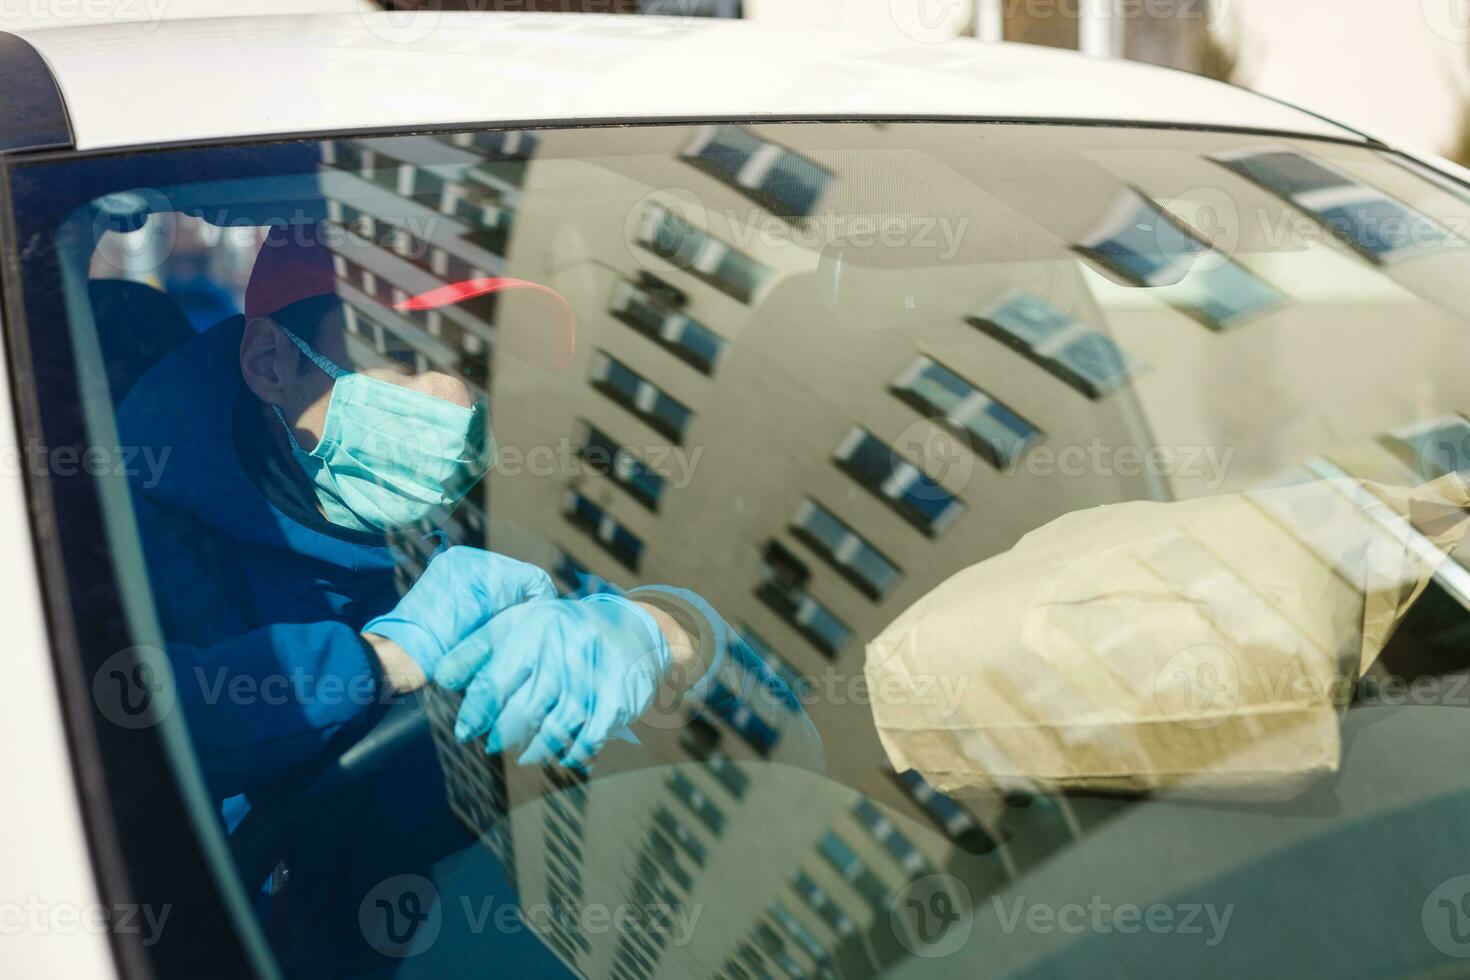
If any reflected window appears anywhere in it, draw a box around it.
[1392,415,1470,479]
[590,350,693,443]
[682,124,833,218]
[1074,188,1284,330]
[644,833,696,893]
[699,751,749,799]
[834,427,964,536]
[757,542,852,658]
[575,421,666,511]
[1216,146,1455,264]
[769,902,833,970]
[610,279,728,374]
[731,942,777,979]
[667,770,725,835]
[853,799,929,875]
[636,204,773,304]
[705,680,783,756]
[460,202,513,258]
[968,290,1141,398]
[738,625,811,697]
[652,805,707,867]
[677,715,749,799]
[793,872,857,938]
[817,832,892,910]
[791,499,901,600]
[890,767,999,854]
[751,922,809,980]
[330,140,500,225]
[552,548,595,594]
[562,490,643,571]
[447,129,539,188]
[892,356,1040,470]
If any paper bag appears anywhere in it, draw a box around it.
[864,474,1470,798]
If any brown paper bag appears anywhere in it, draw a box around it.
[864,474,1470,799]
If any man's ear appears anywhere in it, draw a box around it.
[239,316,299,407]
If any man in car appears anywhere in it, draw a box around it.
[116,225,732,831]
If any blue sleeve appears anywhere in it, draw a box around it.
[166,620,385,799]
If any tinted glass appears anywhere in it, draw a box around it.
[14,122,1470,980]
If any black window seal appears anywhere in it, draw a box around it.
[9,113,1387,167]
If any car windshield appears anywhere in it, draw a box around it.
[11,121,1470,978]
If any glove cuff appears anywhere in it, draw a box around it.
[579,593,672,676]
[361,615,445,675]
[625,585,726,696]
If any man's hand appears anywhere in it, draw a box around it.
[363,631,428,694]
[362,546,557,683]
[434,594,697,769]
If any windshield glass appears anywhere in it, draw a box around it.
[12,122,1470,979]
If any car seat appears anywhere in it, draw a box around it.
[87,278,197,406]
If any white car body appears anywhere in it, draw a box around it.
[20,13,1361,151]
[0,12,1417,978]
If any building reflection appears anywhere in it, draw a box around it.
[304,122,1470,976]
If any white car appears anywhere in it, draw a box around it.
[5,12,1470,980]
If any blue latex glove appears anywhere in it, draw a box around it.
[434,593,672,770]
[362,546,558,675]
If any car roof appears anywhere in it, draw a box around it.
[12,12,1365,152]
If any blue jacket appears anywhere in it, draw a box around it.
[117,319,402,820]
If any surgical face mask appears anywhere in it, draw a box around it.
[271,326,493,533]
